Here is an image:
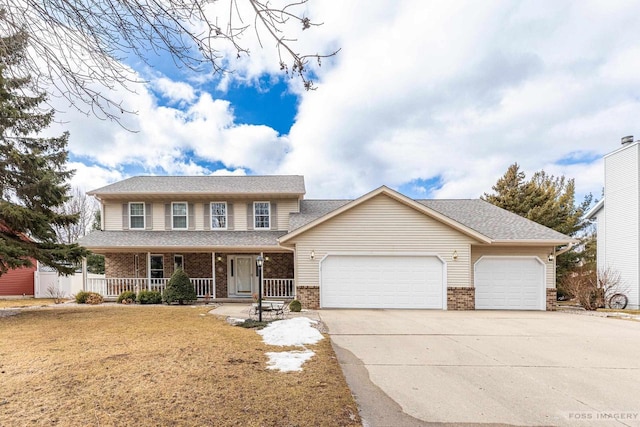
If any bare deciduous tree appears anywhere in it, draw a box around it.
[53,187,97,244]
[0,0,337,122]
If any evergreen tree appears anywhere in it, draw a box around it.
[0,29,87,276]
[482,163,592,285]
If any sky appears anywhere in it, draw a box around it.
[46,0,640,203]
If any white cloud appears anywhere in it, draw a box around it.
[47,0,640,203]
[275,0,640,199]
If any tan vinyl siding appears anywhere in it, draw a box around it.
[104,201,123,231]
[103,197,300,232]
[275,198,298,230]
[471,245,555,288]
[194,203,204,230]
[152,202,164,230]
[288,194,476,287]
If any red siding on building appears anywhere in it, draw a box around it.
[0,264,36,296]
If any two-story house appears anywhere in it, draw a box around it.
[586,136,640,309]
[80,175,574,310]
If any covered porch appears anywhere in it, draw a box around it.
[87,251,294,299]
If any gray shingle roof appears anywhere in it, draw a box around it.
[418,199,571,241]
[288,200,351,231]
[289,198,572,242]
[88,175,305,196]
[79,231,286,249]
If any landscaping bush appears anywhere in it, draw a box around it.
[289,299,302,312]
[74,291,90,304]
[137,290,162,305]
[163,268,197,305]
[84,292,103,305]
[117,291,137,304]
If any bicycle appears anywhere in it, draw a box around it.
[607,293,628,309]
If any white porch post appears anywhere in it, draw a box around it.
[81,257,87,291]
[212,252,216,299]
[147,252,151,291]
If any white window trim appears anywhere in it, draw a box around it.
[210,202,228,230]
[129,202,145,229]
[172,201,188,230]
[174,254,184,271]
[254,201,270,230]
[150,254,164,279]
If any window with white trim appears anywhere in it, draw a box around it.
[174,254,184,271]
[172,202,188,229]
[129,202,145,229]
[210,202,227,229]
[254,202,270,229]
[150,255,164,279]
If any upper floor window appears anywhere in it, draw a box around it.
[211,202,227,229]
[254,202,270,229]
[172,202,188,229]
[129,202,145,229]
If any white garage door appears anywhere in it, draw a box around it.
[320,255,445,309]
[475,257,545,310]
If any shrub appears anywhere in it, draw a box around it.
[289,299,302,312]
[85,293,103,305]
[163,268,197,305]
[117,291,137,304]
[74,291,90,304]
[137,290,162,305]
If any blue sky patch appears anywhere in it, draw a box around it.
[214,76,297,135]
[398,176,444,199]
[555,151,601,166]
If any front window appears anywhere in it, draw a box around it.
[254,202,270,229]
[174,254,183,271]
[211,202,227,229]
[150,255,164,279]
[129,202,145,229]
[172,202,187,229]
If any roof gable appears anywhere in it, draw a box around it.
[283,187,576,245]
[280,186,492,244]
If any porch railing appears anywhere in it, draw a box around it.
[85,277,295,299]
[263,278,294,298]
[86,277,214,298]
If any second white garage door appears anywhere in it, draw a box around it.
[320,254,445,309]
[474,257,545,310]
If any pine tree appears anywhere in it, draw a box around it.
[482,163,592,285]
[0,29,87,276]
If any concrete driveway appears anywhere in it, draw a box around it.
[318,310,640,427]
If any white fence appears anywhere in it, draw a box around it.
[34,272,105,298]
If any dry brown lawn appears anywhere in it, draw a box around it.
[0,305,361,426]
[0,298,66,308]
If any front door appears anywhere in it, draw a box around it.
[235,256,253,295]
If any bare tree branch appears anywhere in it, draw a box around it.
[0,1,338,123]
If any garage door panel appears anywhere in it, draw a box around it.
[321,255,444,309]
[475,257,544,310]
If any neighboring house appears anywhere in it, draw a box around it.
[0,264,36,297]
[585,136,640,309]
[0,223,36,297]
[79,175,574,311]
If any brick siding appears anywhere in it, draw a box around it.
[546,288,557,311]
[447,287,475,310]
[264,253,294,279]
[297,286,319,309]
[214,254,228,298]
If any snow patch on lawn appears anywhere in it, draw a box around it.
[265,350,316,372]
[257,317,324,372]
[258,317,324,346]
